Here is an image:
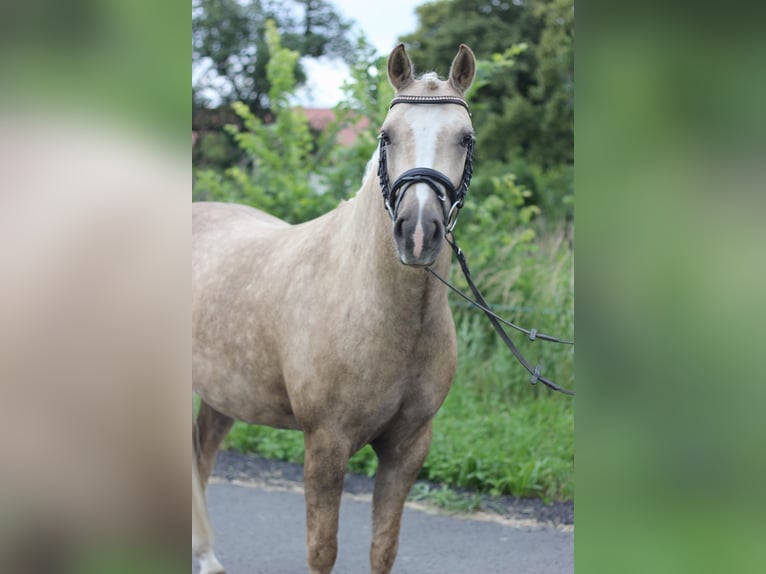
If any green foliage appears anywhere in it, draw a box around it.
[193,21,349,222]
[193,29,395,222]
[226,425,305,463]
[409,483,482,514]
[336,40,393,129]
[192,130,240,169]
[427,349,574,501]
[74,546,184,574]
[318,40,394,198]
[464,43,529,102]
[458,173,540,267]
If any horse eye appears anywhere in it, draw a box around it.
[379,131,391,145]
[460,133,475,147]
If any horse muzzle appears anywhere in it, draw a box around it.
[392,187,446,267]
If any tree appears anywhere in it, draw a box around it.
[194,21,355,222]
[192,0,354,116]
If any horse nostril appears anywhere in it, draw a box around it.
[432,221,442,241]
[394,218,404,238]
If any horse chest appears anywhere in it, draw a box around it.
[282,316,456,435]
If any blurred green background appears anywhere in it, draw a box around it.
[576,4,766,573]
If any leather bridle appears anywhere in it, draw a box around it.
[377,95,474,232]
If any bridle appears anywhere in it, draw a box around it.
[377,95,474,232]
[377,94,575,396]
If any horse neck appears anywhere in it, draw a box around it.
[344,173,452,310]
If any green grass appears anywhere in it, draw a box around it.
[425,358,574,501]
[222,223,574,502]
[408,483,483,514]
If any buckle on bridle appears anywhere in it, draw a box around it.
[446,201,463,233]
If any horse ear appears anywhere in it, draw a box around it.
[448,44,476,94]
[387,43,414,91]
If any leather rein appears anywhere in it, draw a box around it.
[377,94,574,396]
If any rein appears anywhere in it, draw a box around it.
[427,236,575,396]
[378,94,575,396]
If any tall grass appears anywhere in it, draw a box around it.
[422,223,574,501]
[224,221,574,502]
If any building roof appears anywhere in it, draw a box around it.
[302,108,371,147]
[193,106,371,148]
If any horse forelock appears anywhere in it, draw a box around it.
[397,72,464,100]
[420,72,440,90]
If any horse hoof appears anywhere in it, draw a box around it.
[198,549,225,574]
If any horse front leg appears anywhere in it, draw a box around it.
[193,400,233,574]
[194,400,235,489]
[303,429,351,574]
[369,422,433,574]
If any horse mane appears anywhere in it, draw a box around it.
[360,147,380,193]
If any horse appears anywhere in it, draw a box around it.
[192,43,477,574]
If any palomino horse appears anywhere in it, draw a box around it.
[193,43,476,574]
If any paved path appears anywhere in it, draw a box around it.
[194,480,573,574]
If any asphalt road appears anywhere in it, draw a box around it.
[194,478,573,574]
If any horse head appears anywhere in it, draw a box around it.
[379,43,476,267]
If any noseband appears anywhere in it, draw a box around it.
[377,95,475,232]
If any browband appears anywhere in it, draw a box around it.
[389,95,470,113]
